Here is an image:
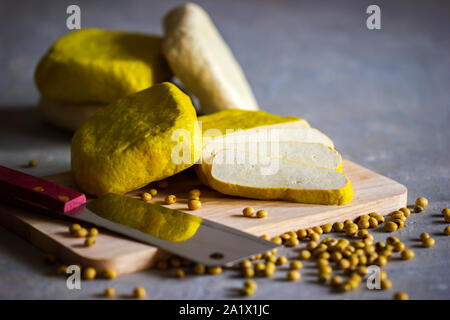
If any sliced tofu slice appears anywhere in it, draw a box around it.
[162,3,259,114]
[197,126,336,183]
[205,150,353,205]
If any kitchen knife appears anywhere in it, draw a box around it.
[0,165,279,266]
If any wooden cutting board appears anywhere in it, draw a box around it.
[0,160,406,276]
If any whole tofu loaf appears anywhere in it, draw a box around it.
[71,82,202,196]
[162,3,259,114]
[35,28,172,104]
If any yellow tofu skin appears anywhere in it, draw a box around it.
[199,109,309,138]
[71,82,202,196]
[35,29,172,104]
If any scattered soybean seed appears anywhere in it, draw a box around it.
[376,256,388,267]
[240,287,254,296]
[76,228,88,238]
[264,266,275,278]
[381,279,392,290]
[344,220,354,227]
[256,210,268,219]
[384,222,398,232]
[141,192,152,202]
[399,207,411,217]
[240,260,252,269]
[287,270,301,281]
[188,200,202,210]
[193,264,205,275]
[312,226,323,235]
[173,268,185,278]
[57,265,68,275]
[299,250,311,260]
[368,217,378,228]
[84,236,96,247]
[165,195,176,205]
[357,229,369,238]
[271,236,282,245]
[306,242,318,252]
[43,253,56,265]
[321,224,332,233]
[83,267,96,280]
[414,205,424,213]
[103,268,117,279]
[104,287,115,298]
[415,197,428,208]
[358,219,370,229]
[255,262,266,273]
[422,238,435,248]
[244,280,257,290]
[289,260,303,270]
[260,234,270,241]
[318,271,331,282]
[338,259,350,270]
[444,226,450,235]
[149,188,158,197]
[345,225,358,236]
[394,291,409,300]
[242,207,255,217]
[331,275,342,286]
[276,256,288,266]
[208,266,222,275]
[69,223,81,234]
[297,229,308,239]
[386,236,399,245]
[444,213,450,223]
[420,232,430,241]
[188,189,201,198]
[242,267,255,278]
[393,242,405,252]
[357,266,368,276]
[28,159,38,167]
[401,249,414,260]
[333,222,344,232]
[391,212,406,221]
[310,232,320,242]
[133,287,146,299]
[441,208,450,216]
[393,219,405,229]
[359,214,370,221]
[89,228,99,237]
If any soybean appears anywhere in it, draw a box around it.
[287,270,301,281]
[415,197,428,208]
[394,291,409,300]
[384,221,398,232]
[422,238,435,248]
[165,195,176,205]
[242,207,255,217]
[188,199,202,210]
[83,267,96,280]
[133,287,146,299]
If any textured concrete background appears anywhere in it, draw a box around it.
[0,0,449,299]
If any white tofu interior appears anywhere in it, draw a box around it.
[211,150,348,190]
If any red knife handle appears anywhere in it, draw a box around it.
[0,165,86,216]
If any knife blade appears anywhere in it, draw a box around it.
[0,165,279,266]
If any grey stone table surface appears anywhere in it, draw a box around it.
[0,0,449,299]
